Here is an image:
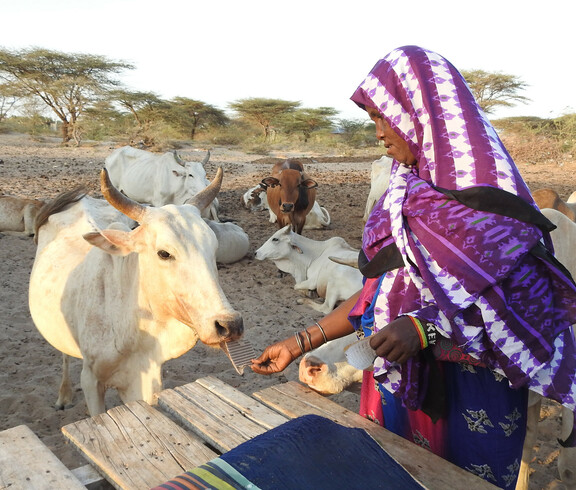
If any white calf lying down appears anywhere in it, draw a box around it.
[255,225,362,314]
[105,146,219,220]
[204,220,250,264]
[241,184,268,212]
[299,333,362,395]
[0,195,45,235]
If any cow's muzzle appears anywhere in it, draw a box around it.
[216,314,244,341]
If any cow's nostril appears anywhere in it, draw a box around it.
[216,317,244,340]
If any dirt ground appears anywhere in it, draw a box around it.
[0,133,574,489]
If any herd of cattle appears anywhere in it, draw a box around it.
[1,146,575,487]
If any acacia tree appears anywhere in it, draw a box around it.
[229,97,300,140]
[108,89,168,144]
[168,97,229,139]
[0,47,133,143]
[281,107,338,142]
[462,70,529,114]
[0,81,22,123]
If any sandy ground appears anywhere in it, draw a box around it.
[0,133,575,488]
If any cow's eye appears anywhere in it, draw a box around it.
[157,250,172,260]
[272,238,279,242]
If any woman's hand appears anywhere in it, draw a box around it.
[251,339,298,375]
[369,316,422,364]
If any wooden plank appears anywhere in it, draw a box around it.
[253,381,499,490]
[158,380,288,453]
[62,400,217,490]
[70,464,105,487]
[0,424,85,489]
[195,376,288,429]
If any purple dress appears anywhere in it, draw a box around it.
[348,45,576,488]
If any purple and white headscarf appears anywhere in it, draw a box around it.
[350,46,576,416]
[351,45,534,197]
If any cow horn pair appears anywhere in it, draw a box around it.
[173,150,210,167]
[100,166,223,222]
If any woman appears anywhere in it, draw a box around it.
[251,46,576,488]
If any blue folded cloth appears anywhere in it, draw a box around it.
[154,414,424,489]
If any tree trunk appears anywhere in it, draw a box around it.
[60,120,72,143]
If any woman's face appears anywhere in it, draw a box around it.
[366,107,417,166]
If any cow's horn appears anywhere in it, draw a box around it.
[186,166,223,210]
[328,255,359,269]
[173,151,185,167]
[202,150,211,166]
[100,168,148,223]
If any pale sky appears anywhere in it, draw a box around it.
[3,0,575,121]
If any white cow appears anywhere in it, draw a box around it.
[255,225,362,314]
[29,167,243,416]
[204,219,250,264]
[299,333,362,395]
[0,195,45,235]
[300,201,331,230]
[363,156,393,222]
[568,191,576,204]
[104,146,219,220]
[243,185,331,230]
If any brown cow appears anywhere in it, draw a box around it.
[261,159,318,234]
[532,188,576,221]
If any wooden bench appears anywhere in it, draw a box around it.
[61,376,499,489]
[0,424,85,489]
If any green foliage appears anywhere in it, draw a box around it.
[278,107,338,142]
[0,47,134,144]
[229,97,300,140]
[1,114,54,137]
[336,118,376,148]
[166,98,229,139]
[461,70,529,114]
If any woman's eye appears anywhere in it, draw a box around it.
[158,250,172,260]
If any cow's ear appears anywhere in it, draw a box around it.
[262,177,279,188]
[301,179,318,189]
[290,244,304,254]
[172,169,186,178]
[83,230,134,256]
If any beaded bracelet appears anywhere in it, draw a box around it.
[407,316,428,349]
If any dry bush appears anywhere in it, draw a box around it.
[500,131,564,165]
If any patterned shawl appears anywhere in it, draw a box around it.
[349,45,576,416]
